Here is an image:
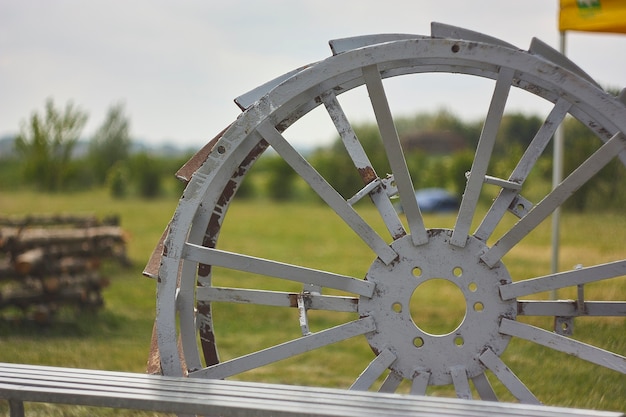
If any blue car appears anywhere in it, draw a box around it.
[396,188,460,213]
[415,188,460,213]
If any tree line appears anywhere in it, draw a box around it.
[2,99,623,211]
[251,109,624,212]
[1,98,189,198]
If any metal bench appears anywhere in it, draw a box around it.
[1,362,623,417]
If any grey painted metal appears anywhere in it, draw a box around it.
[350,347,397,391]
[528,37,601,89]
[499,319,626,373]
[359,230,516,385]
[471,372,498,402]
[235,64,317,111]
[517,301,626,317]
[450,366,472,400]
[500,261,626,300]
[191,317,376,380]
[362,64,428,246]
[183,242,375,297]
[3,363,623,417]
[196,287,359,312]
[153,22,626,409]
[478,349,539,404]
[322,90,406,239]
[379,371,404,393]
[474,97,571,242]
[451,66,515,248]
[481,132,626,268]
[430,22,518,50]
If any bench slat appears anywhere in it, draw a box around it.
[1,363,623,417]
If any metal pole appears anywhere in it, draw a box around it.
[550,31,566,299]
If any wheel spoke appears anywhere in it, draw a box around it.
[472,373,498,402]
[350,348,397,391]
[474,98,571,241]
[500,260,626,300]
[190,317,376,379]
[517,300,626,317]
[482,132,626,267]
[322,90,406,240]
[256,120,398,264]
[500,318,626,374]
[196,286,358,312]
[410,369,430,395]
[183,243,375,297]
[451,67,515,247]
[450,366,472,400]
[362,64,428,246]
[378,371,403,393]
[478,348,540,404]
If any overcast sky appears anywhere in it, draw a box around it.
[1,0,625,149]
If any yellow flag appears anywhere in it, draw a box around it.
[559,0,626,33]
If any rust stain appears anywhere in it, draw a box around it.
[234,139,269,178]
[217,179,238,207]
[198,262,212,278]
[197,301,220,366]
[357,166,377,183]
[392,229,407,240]
[203,213,221,248]
[146,321,163,375]
[288,293,299,308]
[587,121,612,140]
[199,140,269,278]
[142,224,169,278]
[198,213,222,278]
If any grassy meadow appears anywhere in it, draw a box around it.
[0,189,624,415]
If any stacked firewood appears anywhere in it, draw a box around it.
[0,214,130,323]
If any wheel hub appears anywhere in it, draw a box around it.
[359,229,517,385]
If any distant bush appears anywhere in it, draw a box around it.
[265,155,297,201]
[106,162,130,198]
[130,153,162,199]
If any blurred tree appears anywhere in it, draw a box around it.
[448,150,474,195]
[265,154,297,201]
[88,103,132,184]
[222,107,623,211]
[14,98,88,190]
[311,110,474,199]
[496,113,543,152]
[130,152,162,199]
[106,161,130,198]
[562,117,625,211]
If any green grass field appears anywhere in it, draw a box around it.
[0,189,624,415]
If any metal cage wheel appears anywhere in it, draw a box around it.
[151,23,626,405]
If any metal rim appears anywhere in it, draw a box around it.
[155,24,625,405]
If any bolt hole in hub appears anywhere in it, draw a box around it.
[359,229,516,385]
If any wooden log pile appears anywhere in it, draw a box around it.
[0,214,130,323]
